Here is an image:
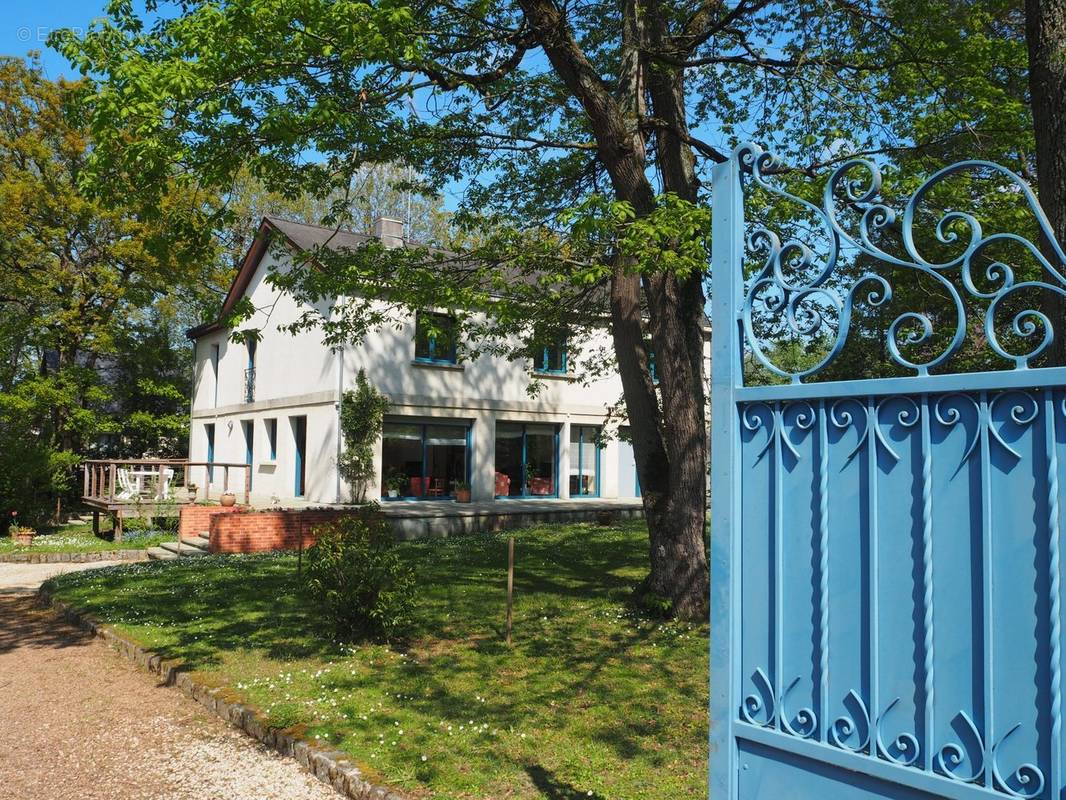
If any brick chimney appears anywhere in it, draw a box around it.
[373,216,404,249]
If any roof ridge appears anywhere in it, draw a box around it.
[263,214,374,239]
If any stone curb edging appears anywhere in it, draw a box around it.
[0,550,150,564]
[36,589,407,800]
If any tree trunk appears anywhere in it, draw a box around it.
[1026,0,1066,364]
[519,0,709,618]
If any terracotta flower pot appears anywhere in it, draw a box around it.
[220,492,237,507]
[455,489,471,503]
[595,509,617,526]
[13,531,34,546]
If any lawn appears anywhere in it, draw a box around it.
[44,520,708,800]
[0,521,173,554]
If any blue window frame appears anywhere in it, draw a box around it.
[242,420,253,491]
[380,421,470,500]
[205,423,215,482]
[210,343,220,406]
[646,343,658,384]
[414,312,458,364]
[569,425,601,497]
[494,422,559,498]
[265,418,277,459]
[532,328,568,374]
[244,335,257,403]
[292,415,307,497]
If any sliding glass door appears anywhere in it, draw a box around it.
[569,425,600,497]
[381,421,469,499]
[494,422,558,498]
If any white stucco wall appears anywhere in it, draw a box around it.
[190,241,704,505]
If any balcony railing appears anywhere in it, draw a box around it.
[244,367,255,403]
[81,459,252,507]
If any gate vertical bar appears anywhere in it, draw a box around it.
[817,399,829,743]
[919,394,934,772]
[709,153,745,800]
[1045,388,1061,797]
[867,397,880,757]
[980,390,994,788]
[773,401,784,729]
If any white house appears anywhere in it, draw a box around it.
[186,215,683,505]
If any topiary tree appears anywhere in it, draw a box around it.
[337,369,391,503]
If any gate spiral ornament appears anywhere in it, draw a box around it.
[737,143,1066,382]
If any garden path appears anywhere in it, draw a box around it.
[0,563,341,800]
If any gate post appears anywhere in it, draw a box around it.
[709,152,745,800]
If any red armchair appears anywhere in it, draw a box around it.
[495,472,511,496]
[530,477,553,496]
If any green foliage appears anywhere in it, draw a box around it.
[337,370,391,502]
[48,0,1039,609]
[0,56,225,517]
[0,411,70,528]
[303,512,416,641]
[46,521,707,799]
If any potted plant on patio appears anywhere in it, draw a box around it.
[220,491,237,507]
[384,471,406,499]
[186,483,198,502]
[454,480,471,503]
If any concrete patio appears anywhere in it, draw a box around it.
[377,497,644,538]
[225,495,644,540]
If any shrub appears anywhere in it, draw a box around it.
[303,512,416,640]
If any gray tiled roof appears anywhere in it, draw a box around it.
[263,215,377,252]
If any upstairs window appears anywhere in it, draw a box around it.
[244,335,257,403]
[210,343,220,406]
[414,312,458,364]
[645,341,658,384]
[532,327,568,374]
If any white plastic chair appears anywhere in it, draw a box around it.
[115,468,139,500]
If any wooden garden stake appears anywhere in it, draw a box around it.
[297,521,305,579]
[506,536,514,646]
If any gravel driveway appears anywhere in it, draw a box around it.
[0,562,342,800]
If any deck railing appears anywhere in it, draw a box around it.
[81,459,252,507]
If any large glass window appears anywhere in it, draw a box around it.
[414,312,458,364]
[494,422,558,498]
[381,421,469,499]
[569,426,601,497]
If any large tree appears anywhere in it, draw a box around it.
[54,0,1022,616]
[1026,0,1066,364]
[0,56,220,522]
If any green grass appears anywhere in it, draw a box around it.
[45,520,708,800]
[0,522,173,554]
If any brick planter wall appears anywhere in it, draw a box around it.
[178,504,245,539]
[209,509,356,554]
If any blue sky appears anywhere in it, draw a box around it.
[2,1,107,78]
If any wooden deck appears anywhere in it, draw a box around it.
[81,459,251,540]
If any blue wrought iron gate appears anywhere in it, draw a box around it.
[709,145,1066,799]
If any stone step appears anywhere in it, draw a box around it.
[198,531,210,541]
[147,546,177,561]
[179,535,210,551]
[160,540,208,557]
